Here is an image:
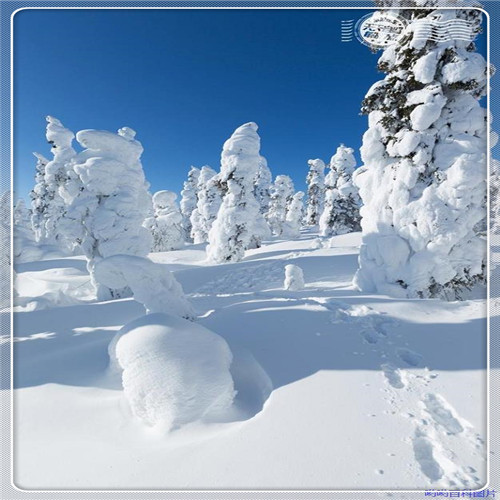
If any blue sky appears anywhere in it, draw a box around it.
[13,7,488,200]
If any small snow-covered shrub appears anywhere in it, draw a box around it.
[284,264,305,291]
[144,190,185,252]
[94,254,194,318]
[109,313,235,430]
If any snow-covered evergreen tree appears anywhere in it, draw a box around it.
[207,122,267,263]
[190,166,222,244]
[305,159,325,226]
[283,191,304,238]
[43,116,77,248]
[180,166,200,240]
[254,157,273,214]
[144,190,185,252]
[354,6,489,299]
[30,152,50,243]
[267,175,295,236]
[319,144,361,237]
[67,126,153,298]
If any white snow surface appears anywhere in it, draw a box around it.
[11,231,487,489]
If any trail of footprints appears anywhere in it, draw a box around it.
[325,300,485,489]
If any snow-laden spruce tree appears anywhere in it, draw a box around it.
[254,156,273,214]
[267,175,295,236]
[67,126,153,298]
[283,191,305,238]
[354,6,489,299]
[319,144,361,237]
[190,166,222,244]
[207,122,268,263]
[43,116,77,248]
[30,152,50,243]
[305,159,325,226]
[144,190,185,252]
[180,166,200,240]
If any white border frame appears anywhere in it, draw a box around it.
[8,4,493,494]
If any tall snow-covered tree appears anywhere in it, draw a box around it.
[354,6,489,299]
[207,122,268,263]
[144,190,185,252]
[283,191,305,238]
[305,159,325,226]
[267,175,295,236]
[319,144,361,237]
[30,152,50,243]
[67,126,153,298]
[190,166,221,244]
[254,156,273,214]
[43,116,77,248]
[180,166,201,240]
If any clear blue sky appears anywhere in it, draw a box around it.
[13,7,488,200]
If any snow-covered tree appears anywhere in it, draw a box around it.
[144,190,185,252]
[305,159,325,226]
[30,152,50,243]
[180,166,200,240]
[43,116,77,248]
[67,126,153,298]
[254,157,273,214]
[354,6,489,299]
[491,158,500,234]
[284,264,305,291]
[190,166,222,244]
[319,144,361,237]
[207,122,268,263]
[94,255,194,318]
[283,191,305,238]
[267,175,295,236]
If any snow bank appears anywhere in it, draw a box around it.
[109,313,235,430]
[94,255,193,318]
[284,264,305,291]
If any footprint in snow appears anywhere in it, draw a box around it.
[381,363,405,389]
[422,393,464,435]
[396,347,423,367]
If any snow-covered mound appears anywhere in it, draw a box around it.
[109,313,236,430]
[93,254,193,318]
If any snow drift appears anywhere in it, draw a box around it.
[109,313,236,430]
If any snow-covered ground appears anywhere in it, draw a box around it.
[8,230,487,490]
